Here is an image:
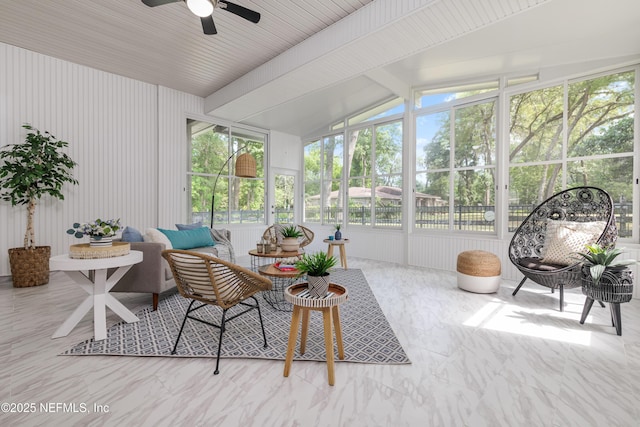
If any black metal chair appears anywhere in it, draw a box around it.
[509,187,617,311]
[162,249,272,375]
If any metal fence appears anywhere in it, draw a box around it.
[194,202,633,237]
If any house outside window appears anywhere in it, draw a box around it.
[304,100,404,228]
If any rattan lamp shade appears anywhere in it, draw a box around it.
[235,153,257,178]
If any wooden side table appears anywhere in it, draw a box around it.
[323,238,349,269]
[258,263,303,312]
[283,282,348,386]
[248,248,301,269]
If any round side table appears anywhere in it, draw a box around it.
[323,238,349,269]
[257,263,304,312]
[248,248,301,269]
[283,282,348,386]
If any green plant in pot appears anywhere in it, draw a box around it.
[575,243,636,305]
[295,251,337,297]
[576,244,636,286]
[280,224,303,252]
[0,125,78,287]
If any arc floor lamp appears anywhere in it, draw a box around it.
[210,146,257,228]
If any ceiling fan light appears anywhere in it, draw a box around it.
[186,0,213,17]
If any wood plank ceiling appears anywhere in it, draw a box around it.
[0,0,373,97]
[1,0,639,136]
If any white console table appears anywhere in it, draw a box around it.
[50,251,143,341]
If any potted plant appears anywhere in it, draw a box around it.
[295,251,337,297]
[334,224,342,240]
[0,125,78,287]
[280,224,303,252]
[67,218,122,247]
[576,243,636,303]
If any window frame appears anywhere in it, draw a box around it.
[413,91,499,235]
[186,117,269,226]
[504,66,637,241]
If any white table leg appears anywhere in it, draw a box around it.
[105,294,139,323]
[52,295,94,338]
[53,265,139,341]
[93,269,108,340]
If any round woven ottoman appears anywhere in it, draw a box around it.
[457,250,501,293]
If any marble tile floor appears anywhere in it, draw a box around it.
[1,257,640,427]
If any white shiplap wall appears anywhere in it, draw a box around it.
[0,42,204,276]
[156,86,204,229]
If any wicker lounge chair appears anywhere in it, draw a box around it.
[508,187,617,311]
[262,224,314,249]
[162,249,272,375]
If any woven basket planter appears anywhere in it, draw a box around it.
[581,266,634,304]
[8,246,51,287]
[281,237,300,252]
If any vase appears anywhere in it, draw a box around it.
[334,230,342,240]
[307,274,330,297]
[281,237,299,252]
[90,236,113,247]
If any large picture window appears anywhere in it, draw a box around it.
[415,98,497,232]
[307,66,637,241]
[347,120,403,227]
[304,102,403,228]
[509,70,635,236]
[187,119,266,225]
[303,135,344,224]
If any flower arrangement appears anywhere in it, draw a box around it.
[67,218,122,240]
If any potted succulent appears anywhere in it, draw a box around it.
[295,251,337,297]
[280,224,303,252]
[576,244,636,303]
[334,224,342,240]
[0,125,78,287]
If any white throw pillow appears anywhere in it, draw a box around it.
[541,220,606,265]
[144,228,173,249]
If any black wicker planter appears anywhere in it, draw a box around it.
[580,266,633,336]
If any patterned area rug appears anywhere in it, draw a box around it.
[62,269,410,364]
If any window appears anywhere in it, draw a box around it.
[347,120,403,227]
[304,101,403,228]
[415,98,497,232]
[303,135,344,224]
[509,70,635,236]
[348,97,405,126]
[187,119,266,225]
[415,80,499,109]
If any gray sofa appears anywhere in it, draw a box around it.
[110,228,234,310]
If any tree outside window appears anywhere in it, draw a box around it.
[415,99,496,232]
[509,71,634,235]
[187,120,266,225]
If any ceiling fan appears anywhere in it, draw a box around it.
[142,0,261,35]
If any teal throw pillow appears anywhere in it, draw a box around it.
[158,227,215,250]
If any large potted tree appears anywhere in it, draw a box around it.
[0,124,78,287]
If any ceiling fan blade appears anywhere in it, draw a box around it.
[141,0,180,7]
[219,0,261,24]
[201,16,218,35]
